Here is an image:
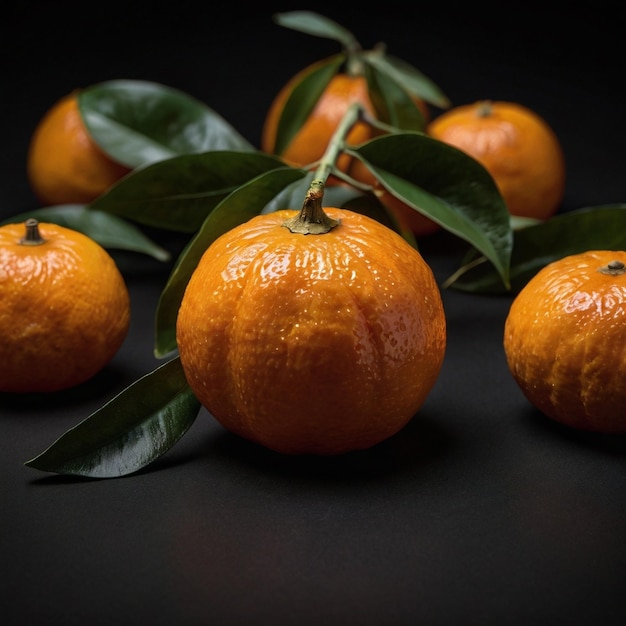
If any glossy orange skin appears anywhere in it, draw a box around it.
[27,91,131,206]
[427,101,566,220]
[262,69,378,173]
[504,250,626,433]
[176,208,446,455]
[0,221,130,392]
[263,67,433,236]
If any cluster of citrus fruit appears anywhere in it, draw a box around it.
[4,11,624,472]
[262,72,566,236]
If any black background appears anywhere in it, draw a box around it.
[2,2,626,625]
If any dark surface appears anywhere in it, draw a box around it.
[2,3,626,625]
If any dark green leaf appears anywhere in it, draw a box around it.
[273,11,359,50]
[348,133,512,289]
[79,79,253,168]
[89,151,289,233]
[24,358,200,479]
[154,167,306,358]
[363,62,426,131]
[342,190,417,246]
[272,54,345,157]
[447,205,626,294]
[260,172,318,214]
[1,205,170,261]
[365,52,451,109]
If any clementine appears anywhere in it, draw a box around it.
[0,218,130,392]
[427,100,566,220]
[503,250,626,433]
[176,181,446,455]
[26,90,131,206]
[262,66,382,173]
[262,63,434,236]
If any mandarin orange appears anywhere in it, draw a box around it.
[427,100,565,220]
[261,66,380,172]
[0,219,130,392]
[504,250,626,432]
[27,91,131,206]
[176,182,446,454]
[262,64,434,236]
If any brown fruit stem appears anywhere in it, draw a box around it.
[598,260,626,276]
[282,179,340,235]
[20,218,46,246]
[476,100,494,118]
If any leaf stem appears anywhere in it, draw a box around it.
[441,255,488,289]
[312,101,364,184]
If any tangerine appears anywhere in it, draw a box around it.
[176,181,446,455]
[0,219,130,393]
[261,66,382,173]
[26,90,131,206]
[261,64,433,235]
[503,250,626,433]
[427,100,566,220]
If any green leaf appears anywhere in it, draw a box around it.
[24,358,200,479]
[271,54,345,157]
[89,151,289,233]
[79,79,253,168]
[154,167,306,358]
[260,172,318,214]
[363,62,427,131]
[364,52,451,109]
[342,190,417,246]
[348,132,513,289]
[273,11,359,50]
[0,205,170,261]
[447,204,626,294]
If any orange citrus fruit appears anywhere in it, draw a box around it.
[262,66,382,172]
[261,62,435,235]
[176,183,446,455]
[0,218,131,392]
[427,100,566,220]
[27,90,131,206]
[503,250,626,433]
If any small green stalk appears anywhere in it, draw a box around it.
[311,102,364,184]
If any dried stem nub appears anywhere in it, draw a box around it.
[598,260,626,276]
[20,218,46,246]
[282,179,340,235]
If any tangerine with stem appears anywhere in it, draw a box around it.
[0,219,130,392]
[427,100,566,220]
[504,250,626,433]
[176,180,446,455]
